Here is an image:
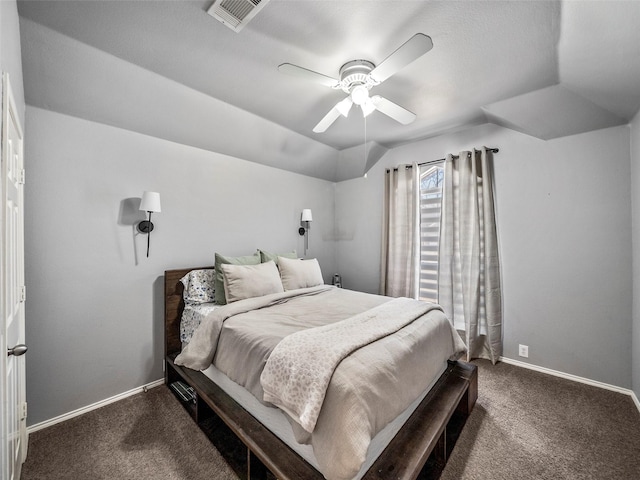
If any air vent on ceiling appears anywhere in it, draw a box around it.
[207,0,270,33]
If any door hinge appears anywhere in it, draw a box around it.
[21,402,27,421]
[20,285,26,303]
[19,169,25,185]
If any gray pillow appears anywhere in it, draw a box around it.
[221,261,284,304]
[214,252,261,305]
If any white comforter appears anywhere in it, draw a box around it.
[175,286,466,480]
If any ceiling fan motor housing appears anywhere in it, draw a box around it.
[338,60,378,94]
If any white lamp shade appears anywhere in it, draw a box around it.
[336,97,353,117]
[351,85,369,106]
[140,191,161,213]
[301,209,313,222]
[361,98,376,117]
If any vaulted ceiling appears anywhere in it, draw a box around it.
[17,1,640,181]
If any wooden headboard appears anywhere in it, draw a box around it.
[164,266,214,357]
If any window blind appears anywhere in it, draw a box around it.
[419,164,444,303]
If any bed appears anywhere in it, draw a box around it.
[164,263,477,480]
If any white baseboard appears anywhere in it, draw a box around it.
[499,356,640,414]
[27,378,165,434]
[632,390,640,413]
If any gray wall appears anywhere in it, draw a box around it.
[1,0,24,124]
[336,123,634,389]
[21,102,638,427]
[20,103,639,427]
[24,107,336,426]
[631,111,640,401]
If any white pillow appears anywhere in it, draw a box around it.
[221,260,284,304]
[278,257,324,291]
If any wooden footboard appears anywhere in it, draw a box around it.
[164,267,477,480]
[366,360,477,479]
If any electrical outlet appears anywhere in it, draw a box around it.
[518,344,529,358]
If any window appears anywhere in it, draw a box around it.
[419,163,466,330]
[418,164,444,303]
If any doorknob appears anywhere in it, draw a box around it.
[7,344,27,357]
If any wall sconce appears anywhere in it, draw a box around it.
[298,208,313,255]
[137,191,161,257]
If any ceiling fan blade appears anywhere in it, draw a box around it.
[370,33,433,83]
[278,63,339,88]
[372,96,416,125]
[313,106,342,133]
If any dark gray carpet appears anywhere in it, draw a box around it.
[22,360,640,479]
[440,360,640,480]
[21,386,238,479]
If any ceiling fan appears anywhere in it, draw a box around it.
[278,33,433,133]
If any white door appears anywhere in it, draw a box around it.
[1,73,27,480]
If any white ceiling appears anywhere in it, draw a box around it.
[17,0,640,181]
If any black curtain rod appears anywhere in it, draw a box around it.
[387,147,499,172]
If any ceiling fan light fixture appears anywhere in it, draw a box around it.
[351,85,370,106]
[336,97,353,117]
[361,98,376,117]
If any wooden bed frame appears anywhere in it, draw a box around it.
[164,266,477,480]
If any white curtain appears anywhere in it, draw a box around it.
[438,148,502,363]
[380,163,420,298]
